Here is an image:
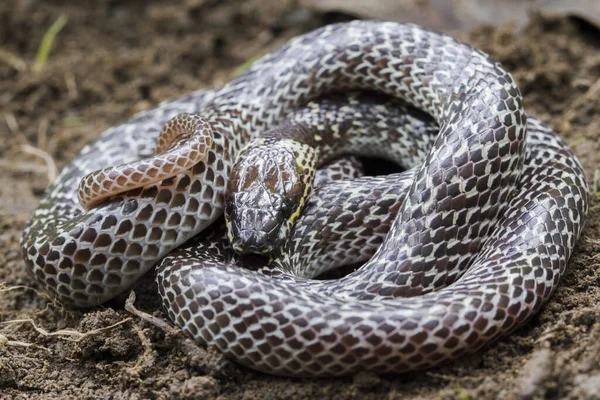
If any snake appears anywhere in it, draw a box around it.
[20,21,589,377]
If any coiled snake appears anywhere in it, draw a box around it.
[21,21,589,377]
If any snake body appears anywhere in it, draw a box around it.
[20,21,589,377]
[224,92,435,254]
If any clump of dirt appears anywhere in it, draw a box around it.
[1,1,599,399]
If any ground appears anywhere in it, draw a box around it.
[1,1,599,399]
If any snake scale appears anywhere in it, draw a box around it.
[20,21,589,377]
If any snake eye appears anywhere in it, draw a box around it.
[280,202,293,220]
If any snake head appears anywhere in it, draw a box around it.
[225,138,316,255]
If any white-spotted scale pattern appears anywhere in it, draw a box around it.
[157,112,587,377]
[22,22,588,377]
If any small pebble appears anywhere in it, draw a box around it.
[353,371,381,390]
[518,348,554,400]
[180,376,220,399]
[574,374,600,400]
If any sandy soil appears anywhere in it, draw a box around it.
[1,1,599,399]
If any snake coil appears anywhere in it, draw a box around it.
[21,22,588,377]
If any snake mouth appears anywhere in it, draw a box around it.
[230,230,274,255]
[225,181,292,255]
[226,202,285,255]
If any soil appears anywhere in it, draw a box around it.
[1,1,599,399]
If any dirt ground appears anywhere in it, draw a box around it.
[1,1,599,399]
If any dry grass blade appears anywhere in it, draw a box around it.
[3,113,22,141]
[0,317,132,342]
[0,333,52,352]
[0,282,68,315]
[0,284,35,294]
[124,291,176,333]
[0,48,27,72]
[0,158,49,175]
[124,291,210,364]
[19,144,58,184]
[126,323,158,376]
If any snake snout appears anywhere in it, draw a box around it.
[225,188,287,254]
[227,210,284,255]
[230,229,271,255]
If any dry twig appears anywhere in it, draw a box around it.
[0,317,132,342]
[19,144,58,184]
